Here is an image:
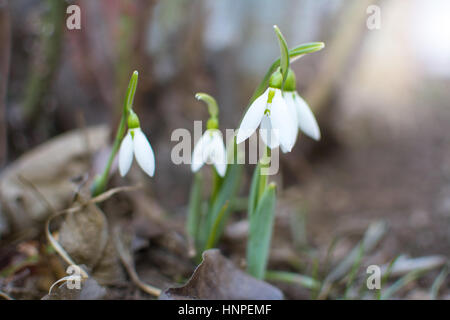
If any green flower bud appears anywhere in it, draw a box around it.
[127,110,140,129]
[207,117,219,130]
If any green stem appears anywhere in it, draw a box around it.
[91,115,127,196]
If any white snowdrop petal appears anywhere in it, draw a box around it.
[270,90,296,152]
[294,92,321,141]
[118,131,134,177]
[133,129,156,177]
[284,92,300,146]
[191,131,212,172]
[259,115,280,149]
[236,88,269,144]
[280,143,290,153]
[210,131,227,177]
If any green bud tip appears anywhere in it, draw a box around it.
[124,71,139,114]
[195,92,219,118]
[127,110,140,129]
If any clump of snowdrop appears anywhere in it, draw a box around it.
[118,110,155,177]
[191,93,227,177]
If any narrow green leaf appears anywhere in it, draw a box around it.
[205,201,229,250]
[344,243,365,299]
[430,265,448,300]
[124,70,139,114]
[247,183,277,279]
[187,172,203,242]
[265,270,320,290]
[380,269,425,300]
[375,255,401,300]
[198,162,243,251]
[318,221,387,299]
[326,221,387,283]
[273,25,290,89]
[247,164,261,218]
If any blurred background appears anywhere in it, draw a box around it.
[0,0,449,261]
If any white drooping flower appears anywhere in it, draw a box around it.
[118,128,155,177]
[191,129,227,177]
[284,90,321,142]
[236,87,297,152]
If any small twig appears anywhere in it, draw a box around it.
[113,227,161,297]
[58,184,142,215]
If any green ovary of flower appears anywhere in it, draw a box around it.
[268,67,296,91]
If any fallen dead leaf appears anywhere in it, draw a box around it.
[0,126,108,237]
[160,249,284,300]
[58,203,124,285]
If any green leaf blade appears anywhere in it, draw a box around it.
[187,172,203,242]
[247,164,261,218]
[273,25,290,88]
[247,183,277,279]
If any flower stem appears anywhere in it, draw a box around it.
[91,71,139,196]
[91,115,127,196]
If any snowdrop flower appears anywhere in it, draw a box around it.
[283,69,321,142]
[191,93,227,177]
[118,110,155,177]
[191,128,227,177]
[236,71,297,152]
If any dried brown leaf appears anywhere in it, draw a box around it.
[160,249,284,300]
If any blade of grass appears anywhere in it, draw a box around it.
[380,269,425,300]
[318,221,387,299]
[343,242,364,299]
[265,270,320,290]
[430,265,448,300]
[376,255,401,300]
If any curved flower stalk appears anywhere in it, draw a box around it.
[191,93,227,177]
[91,71,154,196]
[118,111,155,177]
[191,128,227,177]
